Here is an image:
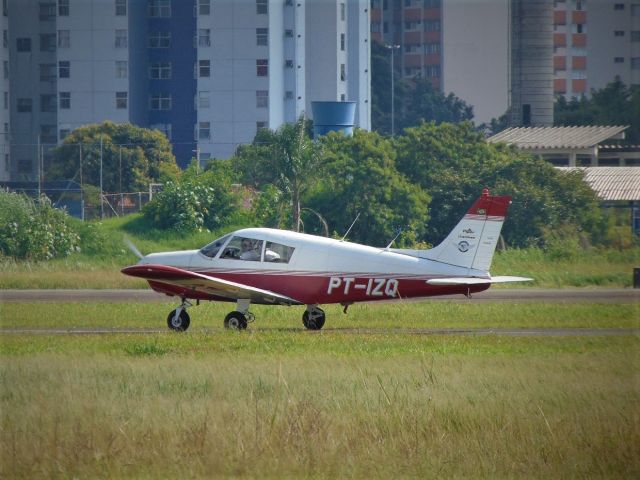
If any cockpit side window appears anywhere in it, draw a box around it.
[264,241,295,263]
[199,234,231,259]
[221,236,264,261]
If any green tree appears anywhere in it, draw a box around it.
[395,122,606,247]
[307,130,430,247]
[554,78,640,142]
[50,121,180,193]
[232,116,320,231]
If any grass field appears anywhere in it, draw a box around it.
[1,300,638,478]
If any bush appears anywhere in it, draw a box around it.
[0,190,80,260]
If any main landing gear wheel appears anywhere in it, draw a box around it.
[167,308,190,332]
[302,306,326,330]
[224,311,248,330]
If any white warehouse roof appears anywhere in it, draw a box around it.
[488,126,628,150]
[557,167,640,201]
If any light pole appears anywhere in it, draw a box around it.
[385,44,400,136]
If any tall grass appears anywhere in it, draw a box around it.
[1,347,638,478]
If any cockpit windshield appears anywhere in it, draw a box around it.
[199,234,231,258]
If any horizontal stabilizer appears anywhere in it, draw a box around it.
[427,276,533,286]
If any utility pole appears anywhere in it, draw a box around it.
[79,143,84,221]
[385,44,401,136]
[37,134,41,198]
[99,136,104,220]
[193,146,201,173]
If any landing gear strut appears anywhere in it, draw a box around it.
[302,305,326,330]
[167,299,192,332]
[224,299,253,330]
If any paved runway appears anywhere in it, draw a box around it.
[1,288,638,303]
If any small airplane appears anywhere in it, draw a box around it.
[122,189,532,331]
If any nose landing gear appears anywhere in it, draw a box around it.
[167,299,192,332]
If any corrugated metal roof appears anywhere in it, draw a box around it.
[488,126,628,149]
[556,167,640,201]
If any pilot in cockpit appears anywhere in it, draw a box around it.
[240,238,261,261]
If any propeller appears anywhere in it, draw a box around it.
[124,237,144,260]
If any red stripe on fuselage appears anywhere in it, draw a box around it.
[147,271,490,305]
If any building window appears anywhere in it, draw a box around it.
[149,0,171,17]
[116,92,128,109]
[340,63,346,81]
[426,65,441,77]
[17,98,32,112]
[58,0,69,16]
[340,33,345,51]
[149,31,171,48]
[522,104,531,127]
[39,2,56,20]
[59,92,70,109]
[3,91,7,109]
[632,4,640,16]
[40,34,56,52]
[615,30,625,36]
[40,125,57,144]
[426,20,441,31]
[614,57,625,63]
[150,93,171,110]
[341,2,345,21]
[256,90,268,108]
[285,29,294,37]
[3,60,8,79]
[198,122,211,140]
[631,31,640,42]
[116,0,127,16]
[256,121,267,130]
[59,129,70,141]
[199,29,211,47]
[58,30,70,48]
[39,63,55,81]
[150,62,171,79]
[256,0,268,14]
[632,57,640,69]
[197,91,210,109]
[3,29,6,48]
[17,38,31,52]
[256,28,268,46]
[59,61,70,78]
[116,60,128,78]
[426,43,441,54]
[40,94,56,112]
[2,0,7,16]
[256,59,268,76]
[198,60,210,77]
[614,3,625,9]
[115,29,128,48]
[151,123,172,140]
[18,159,32,174]
[199,0,210,15]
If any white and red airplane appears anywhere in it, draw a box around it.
[122,189,531,331]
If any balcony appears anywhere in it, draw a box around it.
[572,10,587,25]
[572,79,587,93]
[554,10,566,25]
[554,33,567,47]
[571,56,586,70]
[554,56,566,70]
[554,78,567,94]
[572,33,586,47]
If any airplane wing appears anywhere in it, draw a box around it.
[426,276,533,285]
[121,264,303,305]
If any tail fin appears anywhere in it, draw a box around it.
[423,189,511,271]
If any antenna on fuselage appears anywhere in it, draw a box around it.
[340,212,360,242]
[384,228,404,250]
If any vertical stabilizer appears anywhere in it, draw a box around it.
[423,189,511,272]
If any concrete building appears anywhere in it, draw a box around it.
[1,0,9,181]
[554,0,640,98]
[5,0,370,180]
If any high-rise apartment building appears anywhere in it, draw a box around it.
[370,0,442,89]
[5,0,370,180]
[553,0,640,97]
[0,0,9,181]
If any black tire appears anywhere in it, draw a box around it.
[302,308,325,330]
[167,309,190,332]
[224,311,248,330]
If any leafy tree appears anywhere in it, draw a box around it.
[555,78,640,142]
[142,160,238,232]
[232,116,320,231]
[50,121,180,193]
[395,122,606,247]
[307,130,430,247]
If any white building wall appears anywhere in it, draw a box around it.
[57,0,130,132]
[442,0,510,125]
[0,2,9,181]
[347,0,370,130]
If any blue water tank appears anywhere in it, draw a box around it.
[311,101,356,138]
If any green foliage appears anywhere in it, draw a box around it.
[554,78,640,142]
[50,121,180,192]
[233,116,320,230]
[308,130,430,246]
[142,161,239,233]
[395,122,607,247]
[0,190,80,260]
